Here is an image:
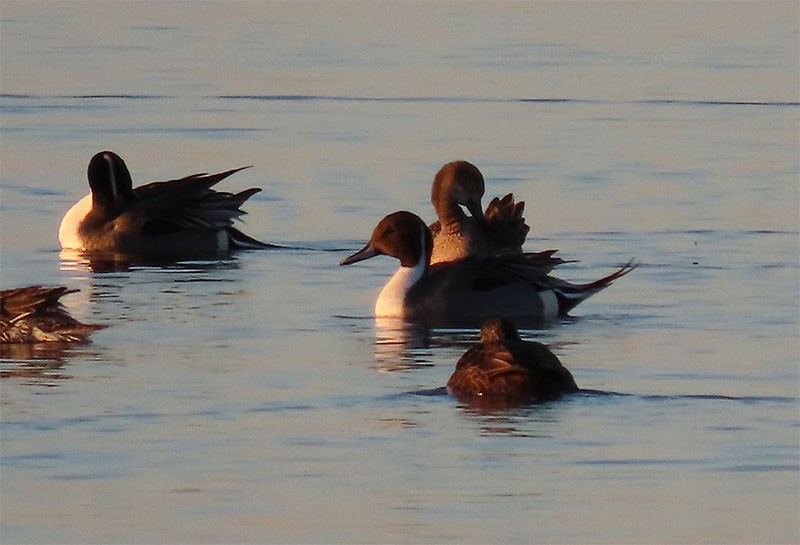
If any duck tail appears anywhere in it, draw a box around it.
[553,260,638,315]
[228,227,281,250]
[1,286,78,318]
[184,166,254,190]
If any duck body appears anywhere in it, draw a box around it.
[59,151,272,260]
[447,317,578,402]
[429,161,529,264]
[401,253,563,324]
[341,211,635,327]
[0,286,105,344]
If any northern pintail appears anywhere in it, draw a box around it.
[429,161,529,264]
[340,211,635,326]
[0,286,105,343]
[447,317,578,402]
[59,151,272,259]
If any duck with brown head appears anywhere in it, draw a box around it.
[429,160,529,264]
[341,210,636,327]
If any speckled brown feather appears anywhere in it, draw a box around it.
[0,286,105,344]
[429,161,530,264]
[447,317,578,402]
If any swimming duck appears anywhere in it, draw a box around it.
[0,286,105,344]
[59,151,272,259]
[340,211,635,326]
[447,317,578,402]
[429,161,529,264]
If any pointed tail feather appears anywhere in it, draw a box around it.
[179,166,254,190]
[228,227,280,249]
[553,260,637,315]
[135,166,254,200]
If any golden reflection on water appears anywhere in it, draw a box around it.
[373,316,434,371]
[0,355,70,386]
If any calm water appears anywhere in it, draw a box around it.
[1,3,798,544]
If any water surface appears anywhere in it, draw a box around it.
[1,3,798,544]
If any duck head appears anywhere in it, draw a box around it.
[86,150,137,219]
[479,317,523,344]
[431,160,487,224]
[340,211,433,268]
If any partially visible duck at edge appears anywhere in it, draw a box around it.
[447,317,578,403]
[340,210,636,326]
[429,160,529,265]
[0,286,105,344]
[59,151,273,260]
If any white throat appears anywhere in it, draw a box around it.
[375,258,426,318]
[374,230,428,319]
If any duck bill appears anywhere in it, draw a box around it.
[465,199,487,225]
[340,242,380,266]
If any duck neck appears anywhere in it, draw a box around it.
[375,256,427,318]
[375,227,430,318]
[434,197,466,224]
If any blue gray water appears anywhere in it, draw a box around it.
[1,3,798,544]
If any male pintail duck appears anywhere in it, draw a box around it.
[429,161,529,264]
[340,211,635,326]
[447,317,578,402]
[0,286,105,343]
[59,151,272,259]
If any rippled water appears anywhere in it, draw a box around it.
[1,3,798,544]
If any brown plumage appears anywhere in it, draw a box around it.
[447,317,578,402]
[429,161,529,264]
[483,192,530,251]
[0,286,105,344]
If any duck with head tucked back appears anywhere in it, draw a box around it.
[340,210,635,327]
[59,151,273,260]
[0,286,105,344]
[429,160,529,265]
[447,317,578,403]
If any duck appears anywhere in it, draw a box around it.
[0,286,105,344]
[58,151,272,260]
[429,160,529,264]
[340,210,635,326]
[447,317,578,402]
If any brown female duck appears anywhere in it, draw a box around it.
[447,317,578,402]
[0,286,105,344]
[429,161,529,264]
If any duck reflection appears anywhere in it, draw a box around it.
[373,316,476,372]
[0,352,70,382]
[59,248,246,273]
[374,316,435,371]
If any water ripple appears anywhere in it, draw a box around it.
[3,94,797,107]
